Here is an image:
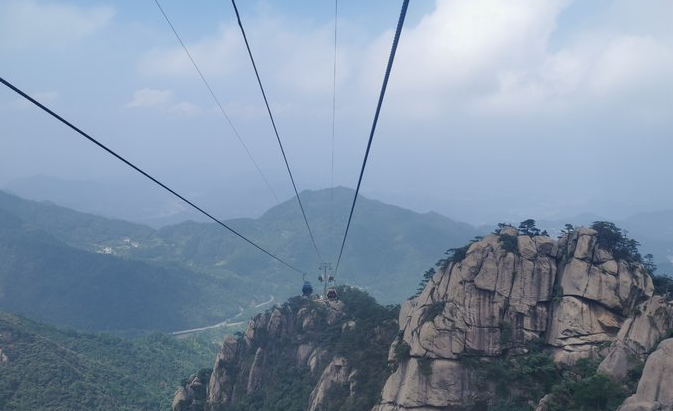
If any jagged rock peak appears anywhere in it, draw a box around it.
[205,297,346,409]
[373,226,654,411]
[173,286,398,411]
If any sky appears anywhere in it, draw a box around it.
[2,0,673,224]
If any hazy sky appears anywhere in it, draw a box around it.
[2,0,673,224]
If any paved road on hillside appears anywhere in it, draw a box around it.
[171,295,275,336]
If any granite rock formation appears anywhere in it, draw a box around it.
[373,227,653,411]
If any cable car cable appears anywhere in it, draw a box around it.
[330,0,338,226]
[229,0,322,262]
[153,0,280,203]
[334,0,410,276]
[0,75,307,276]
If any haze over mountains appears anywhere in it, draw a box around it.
[0,186,478,332]
[2,181,672,411]
[3,1,673,410]
[4,176,673,272]
[2,182,672,410]
[2,176,672,334]
[3,174,281,227]
[5,174,670,228]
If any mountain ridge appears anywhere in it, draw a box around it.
[178,223,673,411]
[0,187,479,331]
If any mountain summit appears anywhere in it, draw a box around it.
[374,224,654,410]
[178,223,673,411]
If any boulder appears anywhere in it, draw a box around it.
[600,297,673,379]
[573,228,597,260]
[618,339,673,411]
[377,358,476,409]
[207,336,241,406]
[547,296,620,349]
[172,374,206,411]
[246,347,265,393]
[518,235,538,259]
[172,387,188,411]
[309,348,330,375]
[308,357,351,411]
[296,343,315,366]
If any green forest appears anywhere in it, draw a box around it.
[0,311,217,411]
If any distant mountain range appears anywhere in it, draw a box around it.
[1,183,670,333]
[0,203,259,332]
[0,187,479,332]
[2,174,283,226]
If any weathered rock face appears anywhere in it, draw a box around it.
[173,373,208,411]
[173,289,398,411]
[376,356,478,411]
[204,300,344,409]
[307,357,351,411]
[618,338,673,411]
[549,228,654,363]
[401,231,557,363]
[600,296,673,379]
[207,336,243,406]
[373,227,654,411]
[245,347,265,394]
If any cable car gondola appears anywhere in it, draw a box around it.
[326,287,338,300]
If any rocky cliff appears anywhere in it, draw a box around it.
[172,287,399,411]
[373,225,655,411]
[599,295,673,380]
[172,223,673,411]
[597,294,673,411]
[617,338,673,411]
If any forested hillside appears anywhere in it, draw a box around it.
[0,311,217,411]
[0,188,478,331]
[0,207,258,331]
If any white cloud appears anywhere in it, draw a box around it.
[375,0,673,116]
[475,48,585,113]
[10,90,60,109]
[219,102,265,120]
[139,12,359,97]
[587,35,673,95]
[126,88,200,116]
[477,33,673,113]
[135,0,673,121]
[126,89,174,108]
[168,101,200,116]
[0,0,114,51]
[139,24,243,78]
[392,0,570,93]
[350,0,574,119]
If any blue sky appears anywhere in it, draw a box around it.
[2,0,673,223]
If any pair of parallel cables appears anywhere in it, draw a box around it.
[0,0,410,277]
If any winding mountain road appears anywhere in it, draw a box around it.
[171,295,275,336]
